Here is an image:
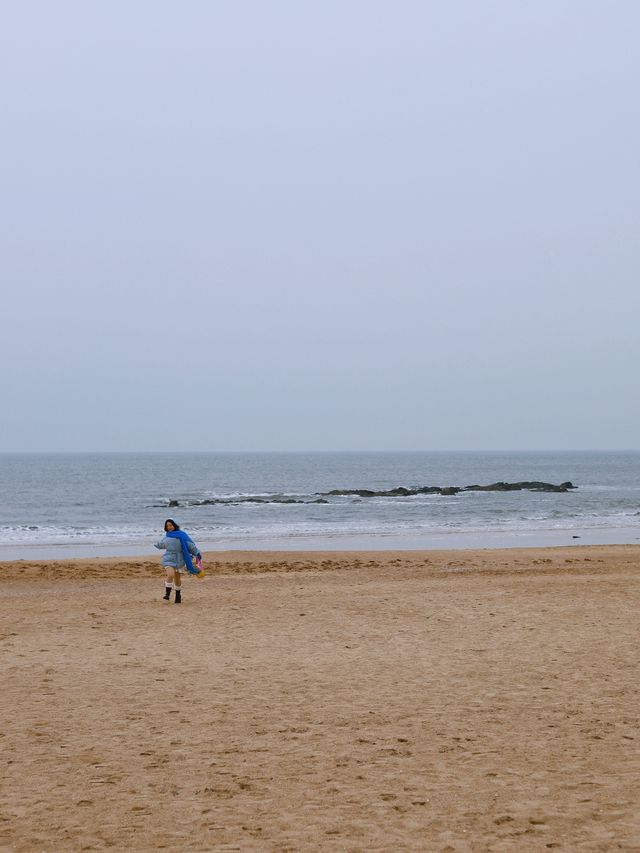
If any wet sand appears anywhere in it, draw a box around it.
[2,546,639,851]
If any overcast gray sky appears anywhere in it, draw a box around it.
[1,1,638,451]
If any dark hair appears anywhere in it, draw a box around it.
[164,518,180,532]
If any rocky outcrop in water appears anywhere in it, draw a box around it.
[323,481,576,497]
[156,496,329,508]
[464,481,575,493]
[154,481,576,508]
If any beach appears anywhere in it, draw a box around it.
[2,546,639,852]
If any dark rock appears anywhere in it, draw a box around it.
[323,481,575,498]
[463,481,573,493]
[326,489,378,497]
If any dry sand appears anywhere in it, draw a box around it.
[2,546,639,852]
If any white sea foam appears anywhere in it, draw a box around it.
[0,524,153,545]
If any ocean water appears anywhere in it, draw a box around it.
[1,451,639,559]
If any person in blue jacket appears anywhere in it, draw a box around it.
[155,518,202,604]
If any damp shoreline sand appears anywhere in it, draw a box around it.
[3,546,639,851]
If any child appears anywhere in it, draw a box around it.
[155,518,202,604]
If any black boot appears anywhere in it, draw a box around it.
[163,586,172,601]
[174,588,182,604]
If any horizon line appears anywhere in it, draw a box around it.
[1,448,639,455]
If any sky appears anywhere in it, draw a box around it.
[1,1,638,452]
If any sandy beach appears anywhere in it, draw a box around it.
[2,546,639,852]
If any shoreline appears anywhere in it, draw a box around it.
[1,523,639,562]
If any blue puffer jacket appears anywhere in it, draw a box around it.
[155,535,200,569]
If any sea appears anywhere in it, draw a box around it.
[1,451,639,560]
